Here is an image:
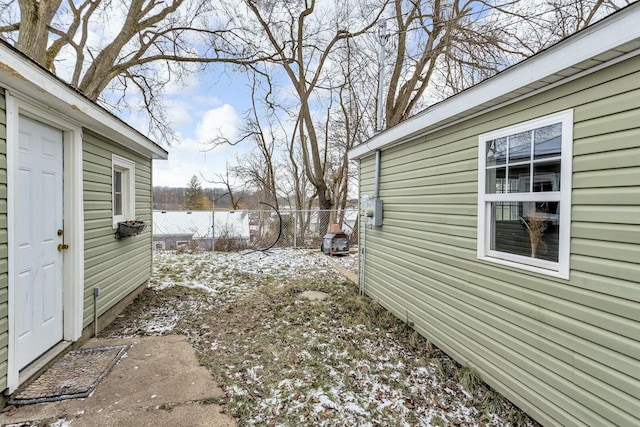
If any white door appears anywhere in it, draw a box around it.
[15,115,64,370]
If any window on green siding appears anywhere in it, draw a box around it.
[477,110,573,279]
[113,170,123,215]
[112,155,135,228]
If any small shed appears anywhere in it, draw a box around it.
[0,41,168,394]
[349,4,640,427]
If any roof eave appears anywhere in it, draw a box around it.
[349,2,640,160]
[0,43,168,160]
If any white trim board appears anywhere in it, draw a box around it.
[5,92,85,393]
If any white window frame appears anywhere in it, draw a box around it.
[477,110,573,279]
[112,154,136,228]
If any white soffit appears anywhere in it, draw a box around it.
[349,2,640,160]
[0,42,168,160]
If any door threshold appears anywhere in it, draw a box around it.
[18,341,73,386]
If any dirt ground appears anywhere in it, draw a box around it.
[101,250,538,427]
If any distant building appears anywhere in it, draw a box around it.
[153,210,250,250]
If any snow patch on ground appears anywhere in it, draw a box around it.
[105,248,534,426]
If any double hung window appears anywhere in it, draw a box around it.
[112,155,136,228]
[477,110,573,278]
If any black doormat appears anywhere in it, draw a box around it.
[9,344,130,405]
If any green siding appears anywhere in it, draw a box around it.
[360,55,640,426]
[0,89,7,390]
[82,131,152,327]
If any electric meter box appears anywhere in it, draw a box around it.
[362,195,383,227]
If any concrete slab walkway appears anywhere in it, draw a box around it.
[1,335,235,427]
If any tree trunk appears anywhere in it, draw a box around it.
[16,0,62,66]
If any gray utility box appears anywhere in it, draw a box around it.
[362,195,383,227]
[321,232,350,256]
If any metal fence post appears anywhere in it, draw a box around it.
[293,212,297,248]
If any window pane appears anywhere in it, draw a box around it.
[114,170,122,192]
[534,123,562,159]
[508,131,532,163]
[508,164,530,193]
[114,170,123,216]
[114,193,122,215]
[533,161,561,192]
[486,167,506,193]
[486,137,507,166]
[491,201,559,262]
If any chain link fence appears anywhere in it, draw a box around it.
[152,209,358,252]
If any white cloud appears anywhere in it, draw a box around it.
[153,103,246,188]
[195,104,241,144]
[167,101,194,128]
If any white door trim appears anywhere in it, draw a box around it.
[6,91,84,393]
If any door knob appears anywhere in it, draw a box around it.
[57,244,69,252]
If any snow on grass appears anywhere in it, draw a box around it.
[151,249,344,303]
[105,249,537,427]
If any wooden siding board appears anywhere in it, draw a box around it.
[360,55,640,426]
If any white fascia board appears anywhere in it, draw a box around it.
[0,43,168,160]
[349,2,640,160]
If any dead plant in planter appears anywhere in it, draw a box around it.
[520,210,548,258]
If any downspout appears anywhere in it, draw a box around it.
[361,150,381,296]
[93,287,100,337]
[374,150,381,199]
[360,157,366,296]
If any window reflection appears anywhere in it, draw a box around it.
[486,137,507,166]
[508,131,531,162]
[534,123,562,159]
[491,201,560,262]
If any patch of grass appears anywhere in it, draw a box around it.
[198,397,225,405]
[482,389,509,414]
[459,366,484,396]
[431,415,446,426]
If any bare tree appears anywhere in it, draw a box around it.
[375,0,628,129]
[226,70,281,209]
[205,164,243,210]
[213,0,387,212]
[0,0,275,142]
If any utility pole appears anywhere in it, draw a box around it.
[376,18,388,133]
